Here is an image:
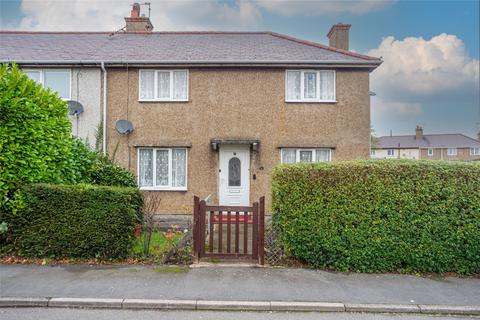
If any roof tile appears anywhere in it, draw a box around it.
[0,31,381,64]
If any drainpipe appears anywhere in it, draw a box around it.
[101,62,107,155]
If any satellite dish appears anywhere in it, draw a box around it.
[68,100,84,116]
[115,120,134,135]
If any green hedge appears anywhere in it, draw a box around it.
[272,160,480,273]
[0,64,74,210]
[6,184,143,259]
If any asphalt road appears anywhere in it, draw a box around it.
[0,308,478,320]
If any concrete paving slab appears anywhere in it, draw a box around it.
[196,300,270,311]
[345,303,420,313]
[48,298,123,309]
[0,297,49,307]
[122,299,196,310]
[271,301,345,312]
[418,304,480,315]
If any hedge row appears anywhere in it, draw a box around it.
[272,160,480,273]
[6,184,143,259]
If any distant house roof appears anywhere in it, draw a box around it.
[0,31,381,67]
[377,134,480,149]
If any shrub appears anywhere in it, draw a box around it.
[90,157,137,187]
[70,137,137,187]
[272,160,480,273]
[6,184,143,259]
[0,64,75,210]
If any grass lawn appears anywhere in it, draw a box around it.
[132,231,184,258]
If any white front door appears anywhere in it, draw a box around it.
[219,145,250,206]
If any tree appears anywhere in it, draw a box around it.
[370,127,380,149]
[0,64,76,211]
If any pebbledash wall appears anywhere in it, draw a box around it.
[70,68,102,147]
[106,67,371,214]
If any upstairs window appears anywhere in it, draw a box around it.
[286,70,335,102]
[25,69,71,100]
[281,148,331,164]
[139,70,188,101]
[447,148,457,156]
[470,147,480,156]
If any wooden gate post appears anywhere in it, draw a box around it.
[258,196,265,265]
[193,196,200,263]
[199,200,206,258]
[252,202,259,260]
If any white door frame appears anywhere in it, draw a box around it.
[218,144,250,206]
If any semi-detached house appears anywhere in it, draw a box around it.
[0,4,382,217]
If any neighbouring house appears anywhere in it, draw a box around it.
[371,126,480,161]
[5,53,103,148]
[0,3,382,216]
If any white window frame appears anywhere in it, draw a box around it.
[280,148,332,163]
[137,147,188,191]
[447,148,457,156]
[370,149,376,156]
[138,69,189,102]
[387,149,395,156]
[427,148,434,156]
[470,147,480,156]
[285,70,336,103]
[24,68,71,100]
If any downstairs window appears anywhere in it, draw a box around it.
[138,148,187,190]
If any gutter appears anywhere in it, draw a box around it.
[100,62,107,155]
[1,59,382,66]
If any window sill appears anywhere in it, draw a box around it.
[285,100,337,104]
[138,99,189,103]
[140,187,187,192]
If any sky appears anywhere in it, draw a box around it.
[1,0,479,138]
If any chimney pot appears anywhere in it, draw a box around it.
[131,3,140,18]
[327,23,351,51]
[415,125,423,140]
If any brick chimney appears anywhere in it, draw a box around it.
[327,23,351,51]
[125,3,153,32]
[415,125,423,140]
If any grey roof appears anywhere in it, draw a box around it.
[0,31,381,66]
[377,134,480,149]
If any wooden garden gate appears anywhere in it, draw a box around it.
[193,196,265,265]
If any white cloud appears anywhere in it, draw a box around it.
[368,33,479,119]
[254,0,394,16]
[13,0,262,32]
[369,33,479,96]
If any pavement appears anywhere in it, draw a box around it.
[1,264,479,316]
